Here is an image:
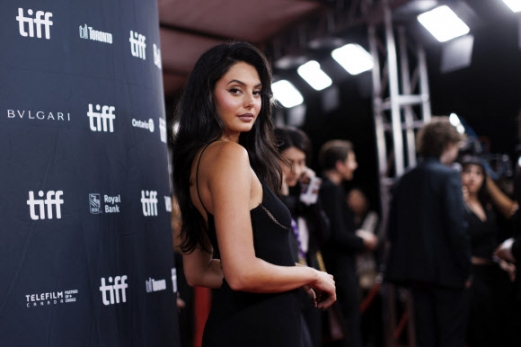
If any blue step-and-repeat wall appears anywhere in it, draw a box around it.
[0,0,180,345]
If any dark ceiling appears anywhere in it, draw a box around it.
[158,0,328,98]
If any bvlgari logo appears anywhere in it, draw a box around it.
[7,109,71,122]
[79,24,113,44]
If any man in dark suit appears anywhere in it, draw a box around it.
[385,117,471,347]
[318,140,378,347]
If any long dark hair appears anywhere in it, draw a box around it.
[274,126,312,164]
[172,41,284,253]
[460,155,489,208]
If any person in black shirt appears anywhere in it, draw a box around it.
[318,140,378,347]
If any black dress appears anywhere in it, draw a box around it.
[200,182,302,347]
[464,207,515,347]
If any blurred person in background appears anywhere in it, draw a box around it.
[459,155,515,347]
[384,117,470,347]
[318,140,378,347]
[275,126,331,347]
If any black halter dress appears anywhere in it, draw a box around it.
[196,145,302,347]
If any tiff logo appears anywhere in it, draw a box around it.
[141,190,158,217]
[99,275,128,306]
[27,191,64,220]
[87,104,115,132]
[129,30,146,60]
[153,44,162,69]
[16,8,53,39]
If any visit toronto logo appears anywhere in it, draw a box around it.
[16,8,53,39]
[27,190,64,220]
[87,104,115,132]
[153,44,162,69]
[79,24,113,44]
[129,30,146,60]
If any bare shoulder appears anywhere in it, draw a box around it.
[201,141,250,176]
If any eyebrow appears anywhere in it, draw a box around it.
[227,79,262,88]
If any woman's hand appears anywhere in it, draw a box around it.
[308,270,336,309]
[499,259,516,282]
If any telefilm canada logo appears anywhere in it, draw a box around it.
[79,24,113,44]
[132,118,154,133]
[129,30,146,60]
[16,8,53,40]
[145,277,166,293]
[26,288,78,308]
[27,190,64,220]
[141,190,158,217]
[89,193,121,214]
[7,109,71,122]
[99,275,128,306]
[87,104,115,132]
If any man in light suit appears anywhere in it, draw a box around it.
[385,117,471,347]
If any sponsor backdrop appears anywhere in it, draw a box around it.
[0,0,180,346]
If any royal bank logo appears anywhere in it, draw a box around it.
[159,118,167,143]
[141,190,158,217]
[7,109,71,122]
[132,118,154,133]
[87,104,115,132]
[27,190,64,221]
[100,275,128,306]
[79,24,113,44]
[89,193,121,214]
[145,277,166,293]
[171,268,178,293]
[153,44,162,69]
[89,194,102,214]
[26,289,78,308]
[16,8,53,40]
[129,30,146,60]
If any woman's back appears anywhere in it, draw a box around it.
[193,142,302,346]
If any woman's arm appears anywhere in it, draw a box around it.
[202,142,336,308]
[172,199,223,289]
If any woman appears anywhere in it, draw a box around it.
[172,42,336,347]
[460,155,515,347]
[275,126,331,347]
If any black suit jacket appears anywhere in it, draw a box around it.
[318,177,365,287]
[385,157,471,289]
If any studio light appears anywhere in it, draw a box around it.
[503,0,521,13]
[449,113,465,134]
[297,60,332,91]
[272,80,304,108]
[417,5,470,42]
[331,44,373,75]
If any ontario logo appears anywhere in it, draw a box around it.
[145,277,166,293]
[132,118,154,133]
